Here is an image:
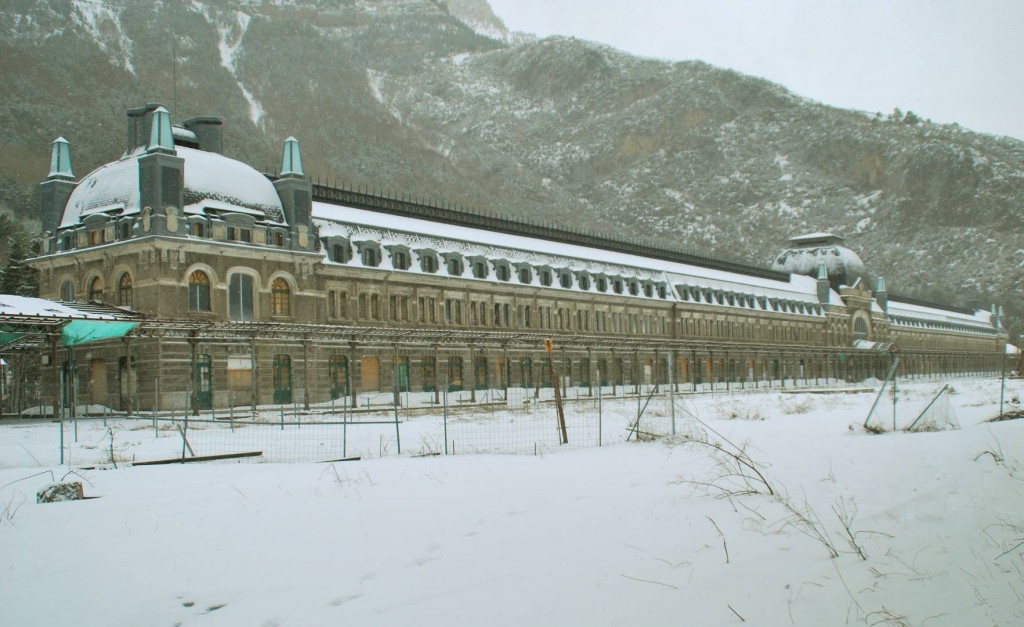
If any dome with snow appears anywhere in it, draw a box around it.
[771,233,869,290]
[61,145,285,229]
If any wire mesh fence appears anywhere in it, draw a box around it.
[0,369,1007,469]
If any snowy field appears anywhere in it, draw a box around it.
[1,377,1023,626]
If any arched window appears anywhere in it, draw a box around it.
[271,278,291,316]
[188,271,211,312]
[853,317,869,341]
[117,273,133,308]
[88,277,103,302]
[60,281,75,301]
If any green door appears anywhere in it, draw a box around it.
[273,354,292,404]
[195,354,213,409]
[394,357,409,392]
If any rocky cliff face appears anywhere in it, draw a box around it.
[1,0,1020,339]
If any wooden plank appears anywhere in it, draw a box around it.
[132,451,263,466]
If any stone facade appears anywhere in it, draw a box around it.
[26,106,1008,411]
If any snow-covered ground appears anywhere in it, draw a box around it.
[1,378,1022,626]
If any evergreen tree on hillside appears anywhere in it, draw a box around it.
[0,233,38,297]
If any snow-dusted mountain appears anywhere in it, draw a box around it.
[0,0,1021,339]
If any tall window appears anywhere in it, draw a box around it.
[271,277,290,316]
[117,272,133,308]
[189,271,211,312]
[60,281,75,301]
[88,277,103,302]
[229,274,254,321]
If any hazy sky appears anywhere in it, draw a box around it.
[488,0,1024,140]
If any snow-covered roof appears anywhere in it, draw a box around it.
[313,201,830,311]
[61,146,284,228]
[887,300,995,332]
[772,243,867,288]
[0,295,124,320]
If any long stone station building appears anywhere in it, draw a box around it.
[21,104,1009,412]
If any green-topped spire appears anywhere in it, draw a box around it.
[48,137,74,179]
[147,106,174,153]
[281,136,304,178]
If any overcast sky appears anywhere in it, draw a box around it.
[488,0,1024,140]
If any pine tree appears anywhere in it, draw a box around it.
[0,233,39,296]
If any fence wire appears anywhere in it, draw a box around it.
[0,370,1006,469]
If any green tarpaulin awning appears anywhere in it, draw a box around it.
[60,320,139,346]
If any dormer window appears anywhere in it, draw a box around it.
[362,246,379,267]
[472,259,488,279]
[596,276,608,292]
[613,279,624,294]
[495,263,511,282]
[227,226,251,242]
[559,272,572,289]
[643,283,653,298]
[628,281,639,296]
[445,255,463,276]
[657,284,667,299]
[517,266,532,284]
[393,251,410,270]
[191,222,206,238]
[420,253,438,273]
[539,268,552,287]
[330,242,351,263]
[577,274,591,291]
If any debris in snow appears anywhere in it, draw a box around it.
[36,482,85,503]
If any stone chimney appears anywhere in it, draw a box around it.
[126,103,163,152]
[816,262,830,304]
[875,276,888,313]
[182,116,224,154]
